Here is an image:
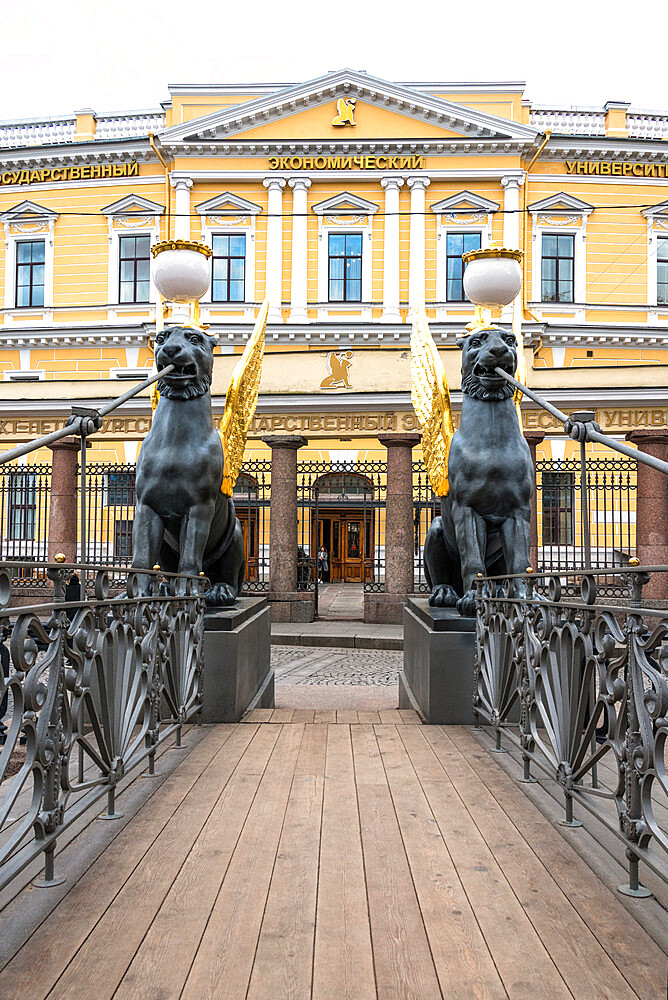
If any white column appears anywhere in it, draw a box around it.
[380,177,403,321]
[408,176,430,309]
[170,176,193,240]
[500,174,524,250]
[288,177,311,323]
[263,177,286,323]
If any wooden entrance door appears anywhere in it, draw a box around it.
[236,509,259,580]
[315,510,373,583]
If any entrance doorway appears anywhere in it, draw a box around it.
[315,511,373,583]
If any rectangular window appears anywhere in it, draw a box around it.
[658,237,668,304]
[445,231,481,301]
[328,233,362,302]
[8,472,36,541]
[212,234,246,302]
[15,240,45,307]
[119,235,151,303]
[113,519,133,562]
[542,471,574,545]
[106,472,135,506]
[541,234,574,303]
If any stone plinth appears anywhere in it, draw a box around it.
[627,429,668,600]
[200,597,273,722]
[365,432,420,624]
[267,590,315,623]
[47,436,80,563]
[524,430,545,571]
[399,598,475,724]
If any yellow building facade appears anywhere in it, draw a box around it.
[0,70,666,577]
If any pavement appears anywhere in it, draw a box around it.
[272,644,401,710]
[271,582,403,649]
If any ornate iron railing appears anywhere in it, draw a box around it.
[0,560,206,891]
[473,565,668,896]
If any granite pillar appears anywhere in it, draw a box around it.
[365,433,420,624]
[626,429,668,600]
[47,437,80,563]
[524,430,545,571]
[262,434,314,622]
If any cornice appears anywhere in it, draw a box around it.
[542,137,668,162]
[0,139,156,170]
[162,138,535,158]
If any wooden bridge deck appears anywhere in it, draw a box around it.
[0,720,665,999]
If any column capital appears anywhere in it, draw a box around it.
[262,434,308,450]
[626,429,668,448]
[407,176,430,191]
[169,176,193,191]
[288,177,311,191]
[378,433,421,449]
[381,177,404,190]
[48,436,81,454]
[263,177,286,191]
[501,173,525,190]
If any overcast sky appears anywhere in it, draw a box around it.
[2,0,664,120]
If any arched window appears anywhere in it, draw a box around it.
[313,471,373,500]
[233,472,259,499]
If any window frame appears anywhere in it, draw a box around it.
[541,470,575,547]
[15,238,46,308]
[211,232,247,304]
[444,230,483,302]
[1,205,57,313]
[540,232,575,304]
[118,234,152,305]
[8,471,37,541]
[327,231,363,303]
[658,236,668,305]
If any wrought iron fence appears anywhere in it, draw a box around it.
[536,458,637,570]
[0,560,206,891]
[0,464,51,564]
[473,565,667,896]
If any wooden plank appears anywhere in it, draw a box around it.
[246,724,327,999]
[244,708,274,723]
[350,724,442,1000]
[458,726,668,1000]
[0,725,247,998]
[336,711,359,724]
[374,724,506,999]
[313,710,337,724]
[399,725,572,1000]
[113,726,290,1000]
[356,711,381,725]
[378,710,404,724]
[426,726,642,1000]
[312,723,375,1000]
[270,709,295,723]
[398,709,422,724]
[291,709,315,724]
[180,725,305,999]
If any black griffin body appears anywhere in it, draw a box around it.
[132,326,245,605]
[424,326,533,616]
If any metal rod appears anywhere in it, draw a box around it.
[314,485,319,617]
[494,367,668,476]
[0,365,173,466]
[580,439,591,570]
[80,430,87,599]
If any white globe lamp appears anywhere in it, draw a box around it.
[151,240,212,304]
[462,247,523,308]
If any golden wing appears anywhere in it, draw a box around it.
[410,303,454,497]
[219,298,268,495]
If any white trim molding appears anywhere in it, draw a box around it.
[430,190,498,310]
[528,191,593,306]
[642,199,668,306]
[312,191,378,317]
[1,200,58,313]
[102,194,163,312]
[196,191,262,312]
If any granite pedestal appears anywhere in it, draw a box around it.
[200,597,273,722]
[399,598,475,724]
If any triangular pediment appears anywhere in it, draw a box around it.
[160,68,538,146]
[0,199,58,223]
[102,194,164,216]
[196,192,262,215]
[312,191,378,216]
[642,199,668,218]
[430,190,499,214]
[528,192,594,215]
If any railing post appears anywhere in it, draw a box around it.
[47,437,81,566]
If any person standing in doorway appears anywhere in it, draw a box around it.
[317,545,329,584]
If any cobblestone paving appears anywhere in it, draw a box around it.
[271,645,401,686]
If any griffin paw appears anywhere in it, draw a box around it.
[456,590,478,617]
[205,583,238,608]
[429,584,459,607]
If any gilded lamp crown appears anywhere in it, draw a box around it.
[458,245,523,340]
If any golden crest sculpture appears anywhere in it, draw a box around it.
[331,98,357,126]
[410,303,454,497]
[218,298,269,495]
